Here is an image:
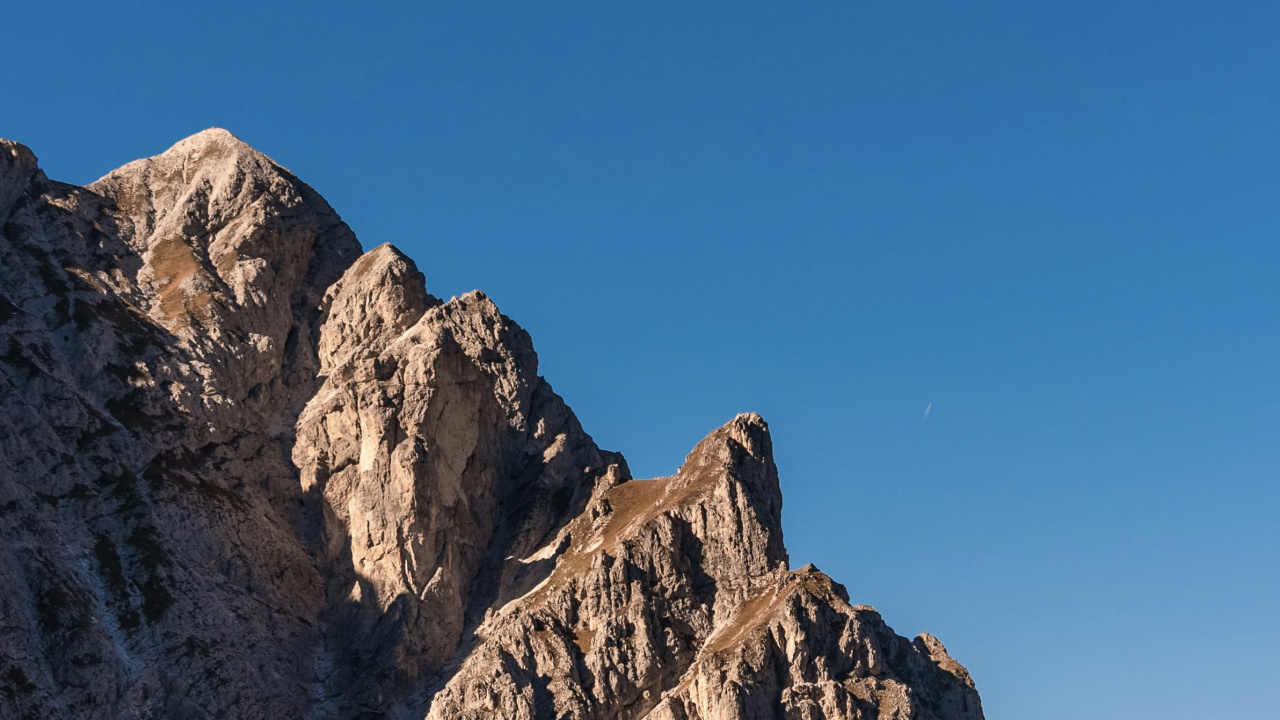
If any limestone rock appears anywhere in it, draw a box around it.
[295,256,626,713]
[420,415,981,720]
[0,130,984,720]
[646,567,983,720]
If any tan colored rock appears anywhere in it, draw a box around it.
[0,130,984,720]
[295,254,626,711]
[420,416,981,720]
[647,566,983,720]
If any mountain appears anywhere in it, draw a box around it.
[0,129,983,720]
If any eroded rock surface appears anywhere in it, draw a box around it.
[0,130,982,720]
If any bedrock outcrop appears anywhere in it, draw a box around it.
[0,130,982,720]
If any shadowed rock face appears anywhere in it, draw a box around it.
[0,130,983,720]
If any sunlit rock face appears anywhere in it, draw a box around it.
[0,130,983,720]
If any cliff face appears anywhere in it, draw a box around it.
[0,130,983,720]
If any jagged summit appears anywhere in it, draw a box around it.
[174,126,246,146]
[83,127,362,358]
[0,133,983,720]
[92,127,268,186]
[317,242,437,374]
[151,126,255,157]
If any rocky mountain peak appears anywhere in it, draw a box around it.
[676,413,783,535]
[317,242,438,374]
[162,126,250,153]
[91,127,273,204]
[0,131,983,720]
[88,128,359,337]
[90,128,270,237]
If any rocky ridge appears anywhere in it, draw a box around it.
[0,130,983,720]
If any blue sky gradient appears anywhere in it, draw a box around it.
[5,3,1279,717]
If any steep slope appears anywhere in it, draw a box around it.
[0,130,982,720]
[0,130,360,719]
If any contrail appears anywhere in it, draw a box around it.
[923,403,932,420]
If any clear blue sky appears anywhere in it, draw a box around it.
[6,3,1278,717]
